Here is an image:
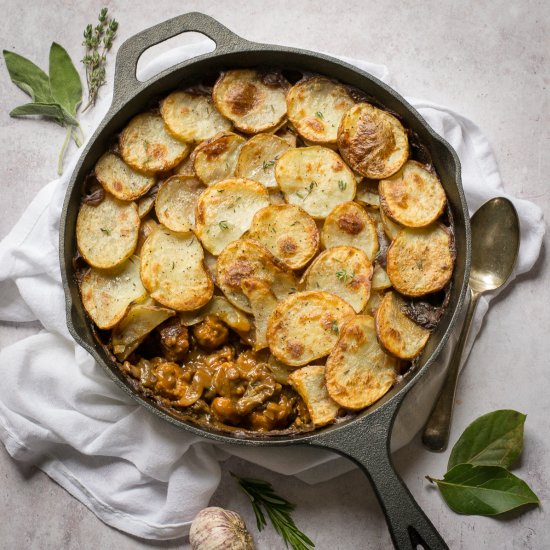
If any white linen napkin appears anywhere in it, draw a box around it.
[0,41,544,540]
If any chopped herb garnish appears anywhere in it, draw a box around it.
[219,220,229,230]
[331,321,339,334]
[262,159,276,171]
[100,227,111,236]
[336,268,355,284]
[338,179,347,191]
[315,111,324,119]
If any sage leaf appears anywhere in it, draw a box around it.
[448,410,526,470]
[9,102,78,127]
[3,50,54,103]
[428,464,539,516]
[49,42,82,117]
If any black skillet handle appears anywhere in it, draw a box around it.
[111,12,251,109]
[306,397,449,550]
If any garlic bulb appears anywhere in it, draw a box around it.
[190,506,254,550]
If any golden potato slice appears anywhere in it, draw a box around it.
[173,153,196,177]
[248,204,319,270]
[287,77,356,145]
[155,175,205,233]
[160,91,232,142]
[217,239,297,313]
[137,194,156,218]
[241,278,279,350]
[140,227,213,311]
[386,225,454,297]
[136,218,158,254]
[289,365,340,427]
[213,69,289,134]
[338,103,409,179]
[321,202,379,261]
[380,205,403,240]
[80,256,147,329]
[94,152,156,201]
[302,246,373,313]
[267,291,355,366]
[275,146,356,219]
[76,193,139,270]
[195,178,270,256]
[372,264,392,290]
[355,178,380,208]
[193,132,246,185]
[119,113,190,174]
[325,315,397,409]
[362,289,387,316]
[379,161,446,228]
[235,134,292,189]
[375,291,430,359]
[275,125,298,147]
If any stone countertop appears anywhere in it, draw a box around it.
[0,1,548,548]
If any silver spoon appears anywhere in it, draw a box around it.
[422,197,520,452]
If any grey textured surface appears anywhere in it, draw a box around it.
[1,1,548,549]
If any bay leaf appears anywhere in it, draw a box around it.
[3,50,54,103]
[49,42,82,117]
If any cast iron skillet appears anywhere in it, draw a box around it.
[60,12,471,549]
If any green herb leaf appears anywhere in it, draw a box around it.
[219,220,229,230]
[100,227,111,235]
[338,179,347,191]
[448,409,526,470]
[331,320,339,334]
[335,268,354,284]
[3,50,54,103]
[315,111,324,119]
[9,102,65,124]
[49,42,82,117]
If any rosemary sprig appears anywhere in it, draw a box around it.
[233,473,315,550]
[336,268,355,284]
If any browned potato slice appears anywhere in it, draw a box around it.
[193,132,246,185]
[287,76,355,145]
[372,264,392,290]
[213,69,289,134]
[321,201,379,261]
[195,178,270,255]
[137,195,156,218]
[355,178,380,207]
[302,246,373,313]
[160,91,232,142]
[235,134,292,188]
[217,239,297,313]
[275,146,356,219]
[289,365,340,427]
[386,225,454,297]
[241,278,279,350]
[248,204,319,270]
[275,125,298,147]
[379,161,446,227]
[267,291,355,366]
[326,315,397,409]
[375,291,430,359]
[119,113,190,174]
[338,103,409,179]
[380,205,403,240]
[76,194,139,270]
[178,295,251,333]
[140,227,213,311]
[136,218,158,254]
[362,289,387,316]
[80,256,147,329]
[173,153,196,177]
[155,175,205,233]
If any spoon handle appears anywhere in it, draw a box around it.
[422,287,481,452]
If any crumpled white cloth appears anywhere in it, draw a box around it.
[0,41,544,540]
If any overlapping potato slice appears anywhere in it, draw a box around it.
[380,206,403,240]
[325,315,397,409]
[289,365,340,427]
[248,204,319,269]
[213,69,289,133]
[178,295,251,333]
[275,146,356,218]
[80,256,147,329]
[355,178,380,207]
[386,225,454,297]
[76,193,139,269]
[267,355,296,385]
[372,264,392,290]
[140,227,213,310]
[302,246,373,313]
[136,218,158,254]
[337,103,409,179]
[267,291,355,366]
[160,91,232,142]
[287,76,356,145]
[321,201,379,261]
[275,125,298,147]
[193,132,246,185]
[235,134,292,188]
[195,178,270,255]
[137,194,156,218]
[241,278,279,350]
[375,291,430,359]
[362,289,387,316]
[173,154,196,177]
[119,113,190,174]
[216,239,297,313]
[155,175,205,232]
[379,161,446,227]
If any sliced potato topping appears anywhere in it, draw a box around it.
[81,256,147,329]
[287,77,355,145]
[362,289,387,316]
[267,290,355,366]
[136,218,158,254]
[173,153,196,177]
[275,125,298,147]
[275,146,356,219]
[213,69,289,134]
[375,291,430,359]
[289,365,340,427]
[371,264,392,290]
[386,225,454,297]
[137,194,156,218]
[140,227,213,311]
[248,204,319,270]
[337,103,409,179]
[76,193,139,270]
[355,178,380,207]
[178,295,251,333]
[241,278,279,350]
[321,201,379,261]
[267,354,296,385]
[380,205,403,240]
[195,178,270,255]
[119,113,190,174]
[325,315,397,409]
